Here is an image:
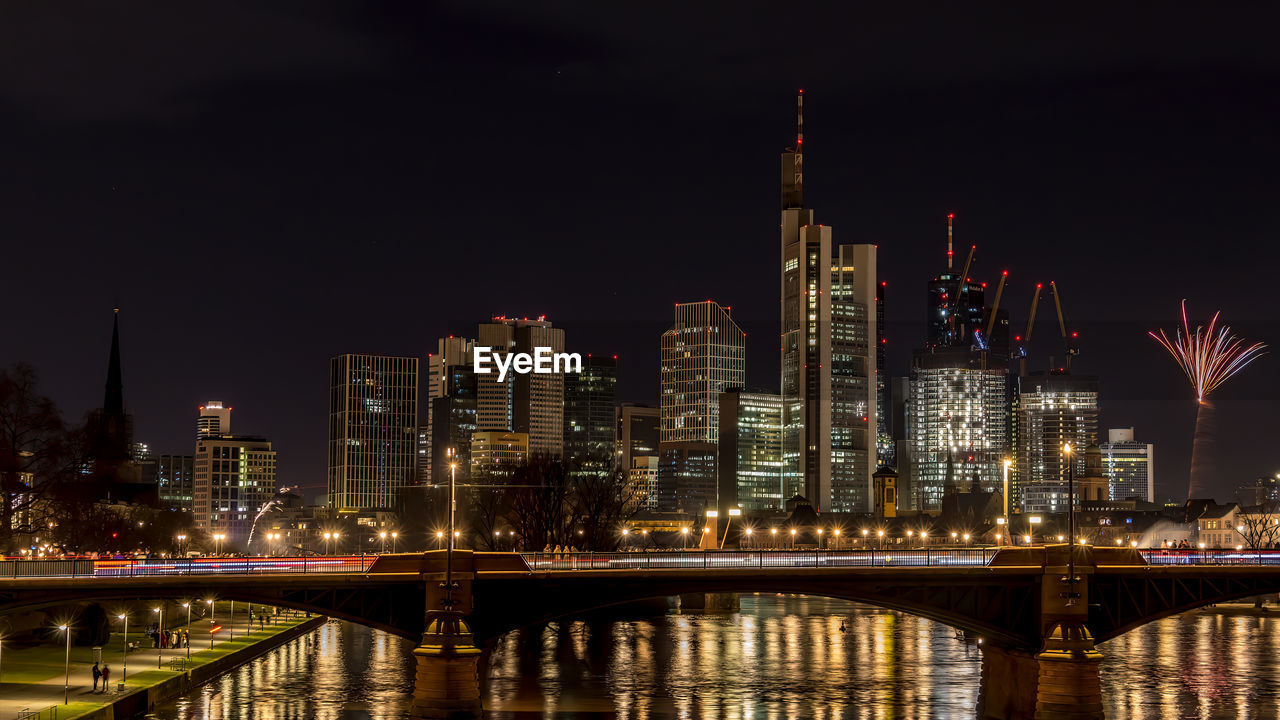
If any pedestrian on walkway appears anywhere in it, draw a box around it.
[101,664,111,692]
[92,662,102,692]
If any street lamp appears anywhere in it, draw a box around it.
[832,528,841,550]
[58,624,71,704]
[182,602,192,660]
[789,528,797,549]
[1064,442,1077,598]
[1028,516,1042,546]
[379,531,388,554]
[391,532,399,553]
[816,528,824,549]
[213,533,225,555]
[115,613,130,684]
[176,534,187,556]
[1002,458,1012,530]
[681,526,690,548]
[877,529,885,549]
[153,606,164,669]
[206,599,214,623]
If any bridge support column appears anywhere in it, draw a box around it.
[410,610,483,719]
[1033,623,1103,720]
[977,646,1040,719]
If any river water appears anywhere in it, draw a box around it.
[146,595,1280,719]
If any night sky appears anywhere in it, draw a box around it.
[5,3,1279,503]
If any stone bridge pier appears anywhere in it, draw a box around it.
[978,545,1102,720]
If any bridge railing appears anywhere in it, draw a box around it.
[519,549,998,571]
[1141,549,1280,566]
[0,556,376,578]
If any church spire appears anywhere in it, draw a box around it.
[104,308,124,416]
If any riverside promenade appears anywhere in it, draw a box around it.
[0,602,318,720]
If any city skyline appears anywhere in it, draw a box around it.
[5,4,1280,503]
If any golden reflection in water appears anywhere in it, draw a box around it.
[146,597,1280,719]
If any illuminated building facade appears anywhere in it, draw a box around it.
[617,403,659,471]
[718,390,784,512]
[197,401,231,439]
[156,454,195,512]
[327,354,419,511]
[469,431,528,477]
[423,337,474,483]
[476,316,566,458]
[1100,427,1155,502]
[659,301,745,444]
[564,355,618,467]
[1012,373,1100,511]
[779,101,878,513]
[193,435,276,547]
[906,347,1010,511]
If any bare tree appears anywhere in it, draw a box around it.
[504,455,572,551]
[0,364,82,554]
[466,468,511,550]
[568,463,645,551]
[1234,500,1280,551]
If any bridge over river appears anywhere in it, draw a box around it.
[5,546,1280,719]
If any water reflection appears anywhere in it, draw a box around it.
[147,599,1280,719]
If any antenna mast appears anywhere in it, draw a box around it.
[947,213,955,270]
[794,89,804,205]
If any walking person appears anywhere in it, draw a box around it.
[101,664,111,693]
[92,662,102,692]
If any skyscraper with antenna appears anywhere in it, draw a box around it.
[779,90,878,513]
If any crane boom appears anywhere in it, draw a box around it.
[1023,283,1042,343]
[1050,281,1067,339]
[985,270,1008,338]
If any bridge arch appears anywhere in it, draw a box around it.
[1091,570,1280,642]
[469,571,1044,649]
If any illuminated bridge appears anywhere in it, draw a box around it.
[5,547,1280,719]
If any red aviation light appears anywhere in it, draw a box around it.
[1002,270,1009,276]
[1072,332,1079,338]
[947,213,955,219]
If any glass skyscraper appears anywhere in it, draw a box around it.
[1013,372,1100,512]
[718,390,784,512]
[564,355,618,467]
[1100,427,1155,502]
[327,354,419,511]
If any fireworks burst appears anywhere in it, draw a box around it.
[1149,300,1266,402]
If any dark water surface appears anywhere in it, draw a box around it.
[146,596,1280,719]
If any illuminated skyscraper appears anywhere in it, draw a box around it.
[659,301,745,444]
[906,347,1010,511]
[779,92,878,512]
[564,355,618,466]
[194,434,276,547]
[197,401,231,439]
[659,300,745,513]
[327,354,419,511]
[423,337,474,481]
[476,316,566,458]
[1012,372,1100,511]
[718,390,783,512]
[1099,427,1155,502]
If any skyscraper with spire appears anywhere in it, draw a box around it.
[779,91,878,513]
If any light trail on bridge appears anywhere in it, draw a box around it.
[4,548,1280,580]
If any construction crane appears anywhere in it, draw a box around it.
[984,270,1008,338]
[1017,283,1043,377]
[1049,281,1080,372]
[952,244,977,343]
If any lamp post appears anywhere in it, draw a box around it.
[379,531,387,554]
[1029,516,1042,546]
[816,528,824,549]
[182,602,192,660]
[789,528,797,549]
[117,613,129,683]
[176,534,187,556]
[444,450,459,609]
[1002,458,1012,530]
[228,601,235,641]
[153,606,164,669]
[681,526,690,548]
[832,528,841,550]
[206,599,214,623]
[1064,442,1078,604]
[391,531,398,553]
[58,624,71,704]
[877,529,885,550]
[213,533,225,556]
